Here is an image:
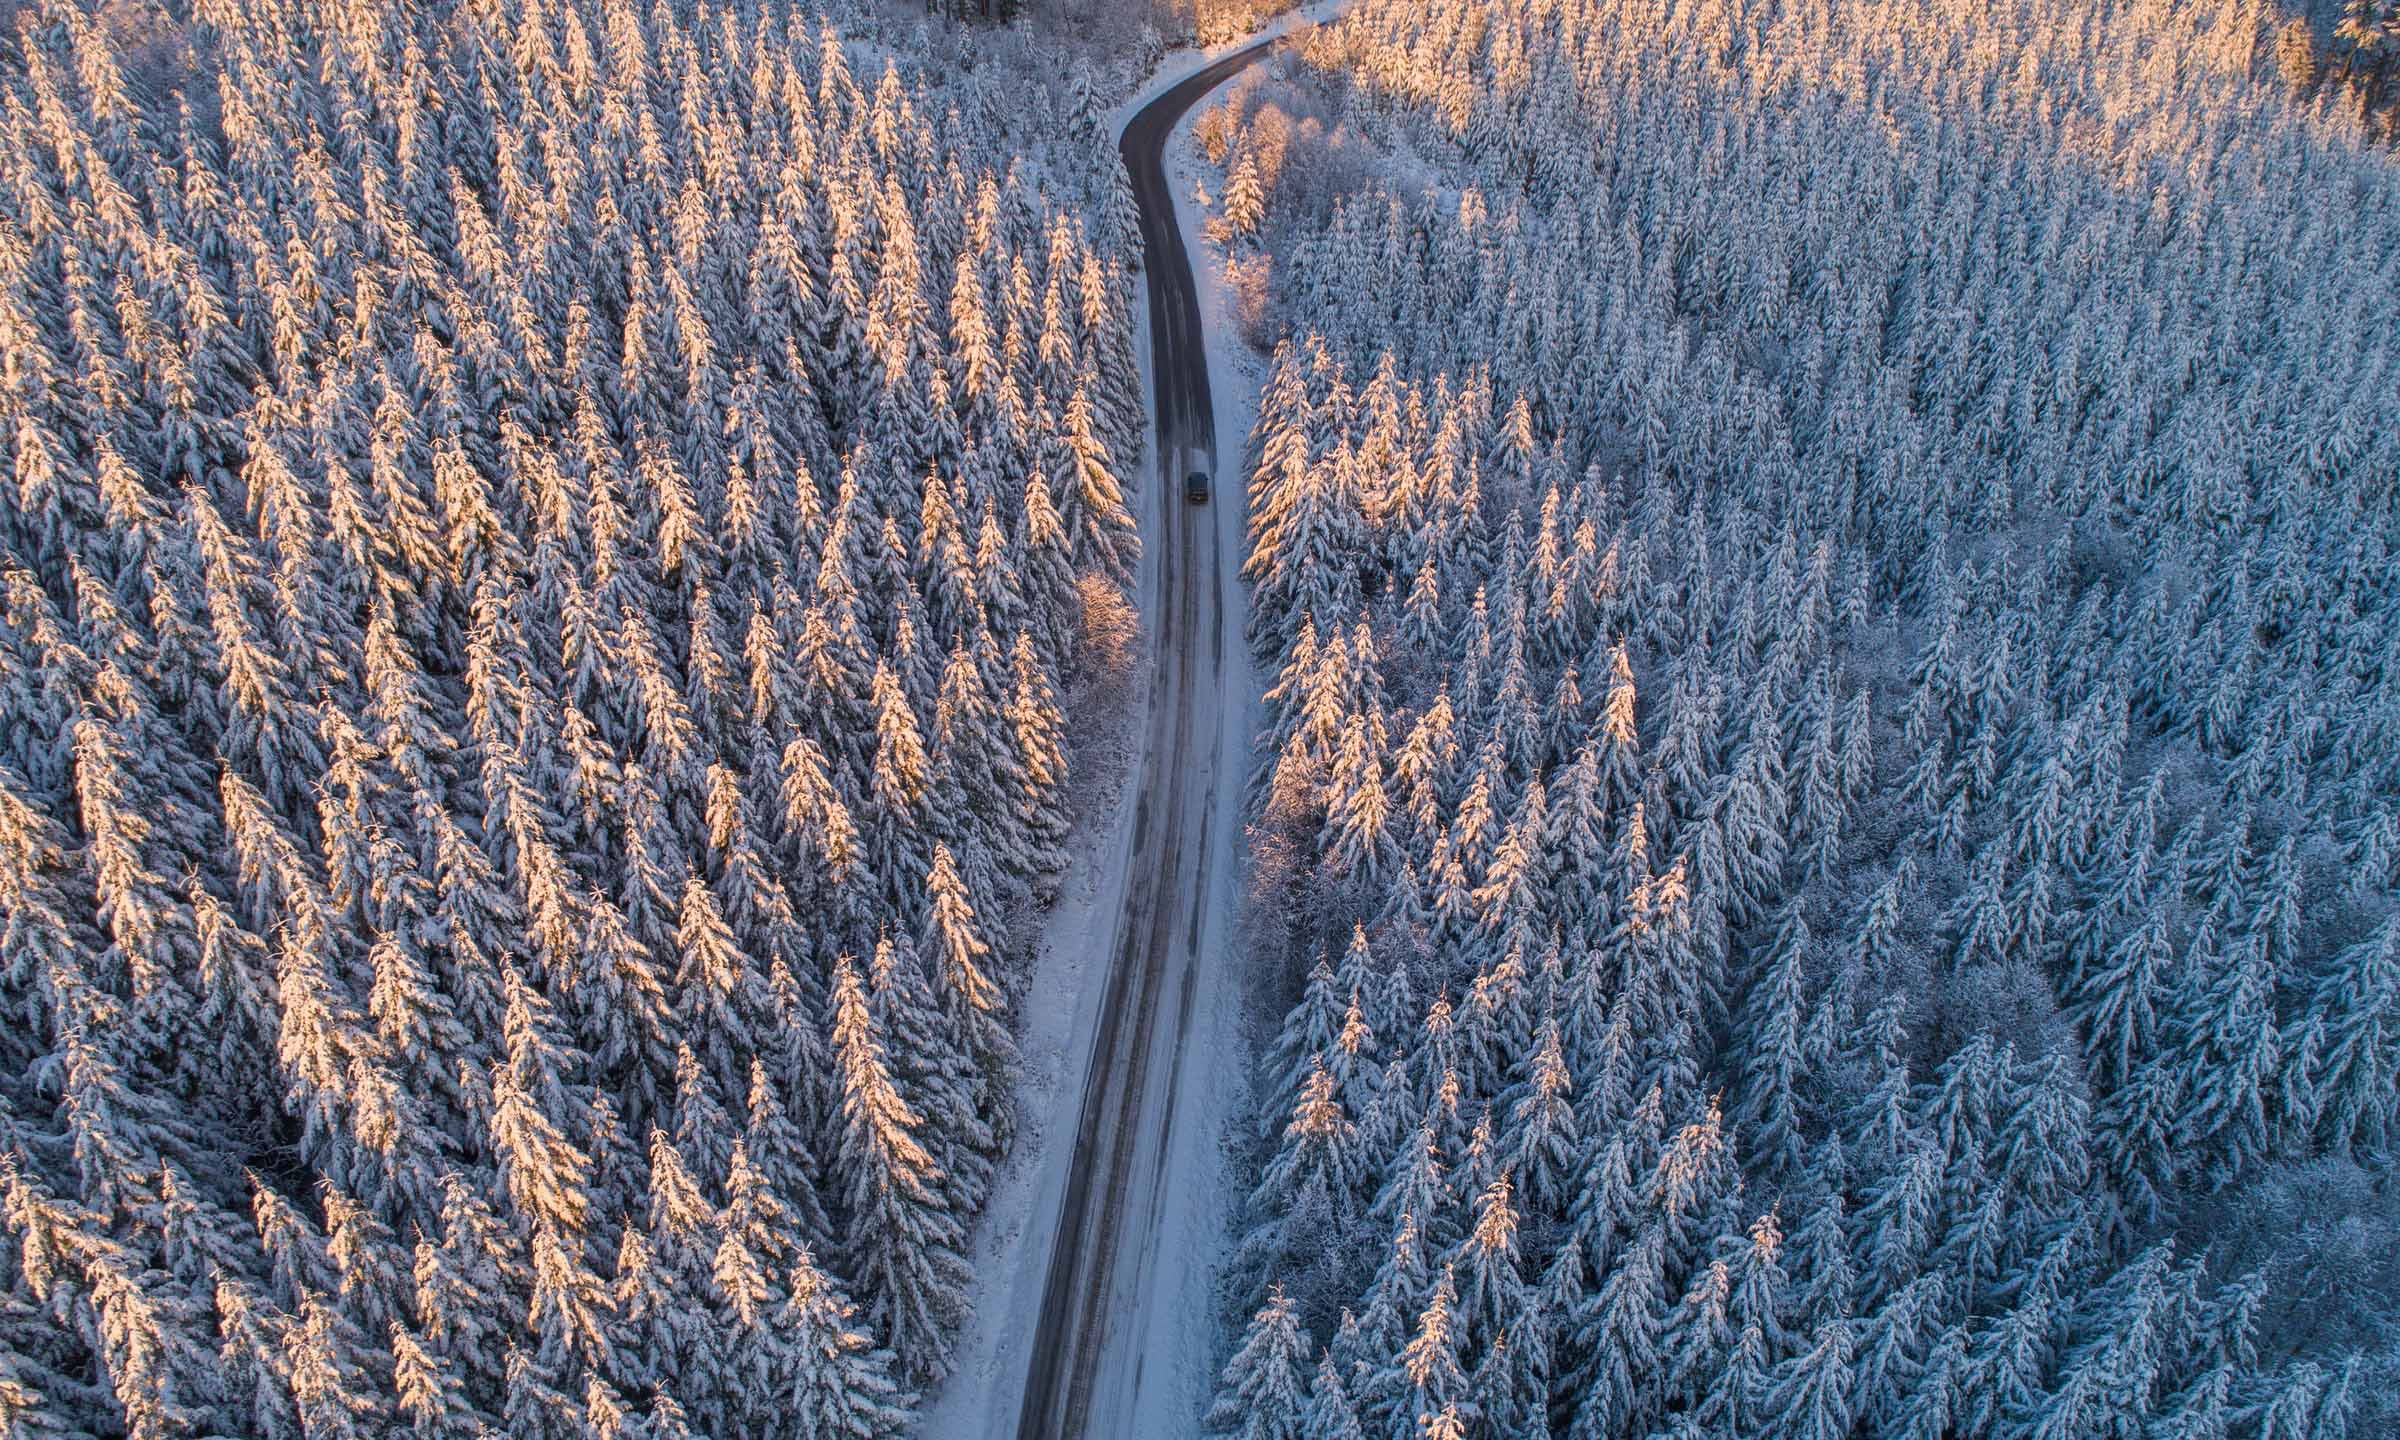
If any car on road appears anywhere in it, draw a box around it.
[1185,470,1211,504]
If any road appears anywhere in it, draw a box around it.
[1009,34,1286,1440]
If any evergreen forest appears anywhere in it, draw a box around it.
[0,0,1148,1433]
[1208,0,2400,1434]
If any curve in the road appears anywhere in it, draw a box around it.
[1010,35,1287,1440]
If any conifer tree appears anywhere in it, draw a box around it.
[829,956,968,1382]
[1208,1284,1311,1440]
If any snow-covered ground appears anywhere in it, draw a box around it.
[919,13,1344,1440]
[914,712,1144,1440]
[1102,0,1354,138]
[1084,98,1285,1440]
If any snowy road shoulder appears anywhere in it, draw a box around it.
[919,15,1342,1436]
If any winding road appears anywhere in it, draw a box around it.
[1008,34,1288,1440]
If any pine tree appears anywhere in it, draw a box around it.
[1208,1284,1311,1440]
[1304,1349,1369,1440]
[780,1250,916,1440]
[1397,1265,1471,1426]
[1734,905,1814,1178]
[829,955,968,1382]
[1762,1318,1855,1440]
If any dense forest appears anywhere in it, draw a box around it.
[0,0,1149,1434]
[2269,0,2400,142]
[1204,0,2400,1435]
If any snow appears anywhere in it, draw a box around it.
[1085,105,1284,1439]
[1104,0,1355,138]
[913,117,1170,1440]
[919,14,1351,1436]
[915,621,1150,1440]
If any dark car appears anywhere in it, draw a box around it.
[1185,470,1211,504]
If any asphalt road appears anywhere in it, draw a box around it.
[1009,36,1283,1440]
